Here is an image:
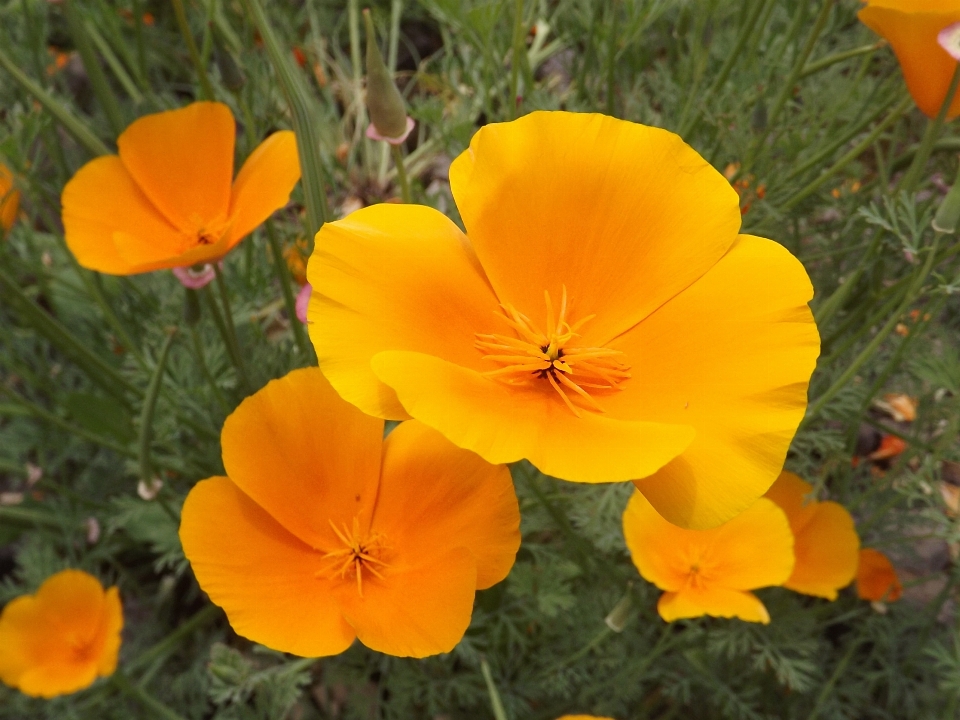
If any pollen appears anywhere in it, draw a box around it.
[318,517,388,597]
[475,287,631,416]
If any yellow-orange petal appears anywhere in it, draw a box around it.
[333,546,477,658]
[371,351,694,483]
[374,421,520,589]
[859,2,960,119]
[0,163,19,232]
[448,111,742,346]
[225,130,301,247]
[557,716,616,720]
[618,235,819,529]
[0,569,122,698]
[658,588,771,624]
[308,203,501,420]
[179,477,356,657]
[117,101,235,231]
[61,156,188,274]
[764,471,817,531]
[856,548,903,602]
[221,368,384,551]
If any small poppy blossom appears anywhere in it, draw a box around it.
[0,162,20,232]
[179,367,521,658]
[308,111,819,529]
[622,491,794,624]
[764,472,860,600]
[62,101,300,275]
[0,569,123,698]
[557,716,616,719]
[856,548,903,602]
[858,0,960,119]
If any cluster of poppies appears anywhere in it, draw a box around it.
[0,0,945,705]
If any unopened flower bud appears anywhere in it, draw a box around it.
[364,9,412,143]
[933,164,960,233]
[603,586,633,632]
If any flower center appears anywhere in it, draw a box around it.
[318,517,388,597]
[475,287,631,416]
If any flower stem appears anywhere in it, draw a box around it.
[391,143,412,203]
[64,0,125,135]
[171,0,215,101]
[190,325,230,413]
[899,63,960,195]
[508,0,525,120]
[138,328,178,485]
[111,671,189,720]
[480,657,509,720]
[203,273,250,392]
[266,221,311,357]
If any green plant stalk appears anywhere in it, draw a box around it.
[799,42,880,79]
[377,0,404,180]
[131,0,149,86]
[899,63,960,195]
[85,19,144,103]
[64,0,125,136]
[265,222,311,356]
[0,267,139,402]
[0,47,111,157]
[820,276,907,361]
[172,0,215,100]
[0,505,69,529]
[480,658,509,720]
[242,0,330,236]
[213,267,251,391]
[804,234,941,424]
[781,97,910,210]
[604,0,619,117]
[138,329,178,484]
[509,0,525,119]
[806,639,865,720]
[112,672,189,720]
[814,229,882,327]
[202,283,247,390]
[391,144,412,203]
[190,326,230,413]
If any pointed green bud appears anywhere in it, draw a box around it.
[364,9,409,140]
[603,585,633,633]
[934,164,960,234]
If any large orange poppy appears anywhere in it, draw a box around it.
[307,111,819,529]
[0,569,123,698]
[179,367,520,658]
[623,491,794,624]
[764,472,860,600]
[859,0,960,119]
[61,101,300,274]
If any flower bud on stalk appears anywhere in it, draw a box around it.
[363,8,414,145]
[933,163,960,234]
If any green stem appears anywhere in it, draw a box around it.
[391,143,412,203]
[0,46,111,156]
[69,256,145,367]
[813,229,882,327]
[172,0,215,100]
[139,329,178,484]
[806,639,864,720]
[0,505,66,529]
[129,605,220,674]
[899,63,960,195]
[265,222,311,357]
[190,326,230,412]
[85,19,144,103]
[64,0,125,136]
[213,266,251,391]
[799,42,880,79]
[509,0,525,119]
[480,657,509,720]
[112,672,189,720]
[131,0,149,86]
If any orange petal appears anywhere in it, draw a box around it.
[785,502,860,600]
[220,367,384,551]
[117,101,235,231]
[0,163,19,231]
[179,477,356,657]
[371,351,694,483]
[448,111,742,345]
[334,546,477,658]
[61,156,188,274]
[308,203,501,420]
[858,3,960,119]
[658,588,771,624]
[617,235,819,529]
[764,471,818,532]
[226,130,301,247]
[856,548,903,602]
[374,421,520,589]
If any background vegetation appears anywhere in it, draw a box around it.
[1,0,960,717]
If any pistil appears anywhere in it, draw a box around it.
[318,517,388,597]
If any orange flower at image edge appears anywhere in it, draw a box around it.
[0,162,20,232]
[858,0,960,118]
[61,101,301,274]
[308,111,820,530]
[857,548,903,602]
[764,472,860,600]
[557,716,616,719]
[179,367,521,658]
[0,569,123,698]
[623,492,794,624]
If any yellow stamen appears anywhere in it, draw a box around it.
[316,517,388,598]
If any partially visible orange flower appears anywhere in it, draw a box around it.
[764,472,860,600]
[0,163,21,232]
[858,0,960,119]
[62,102,301,275]
[0,569,123,698]
[283,237,309,285]
[623,491,794,624]
[557,716,616,719]
[856,548,903,602]
[180,367,520,658]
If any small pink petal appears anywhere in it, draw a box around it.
[939,21,960,61]
[365,116,416,145]
[295,282,312,324]
[173,263,217,289]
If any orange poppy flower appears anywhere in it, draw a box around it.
[856,548,903,602]
[764,472,860,600]
[858,0,960,119]
[557,716,616,719]
[0,569,123,698]
[179,367,520,658]
[307,111,819,529]
[622,491,794,624]
[0,162,20,232]
[61,101,300,275]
